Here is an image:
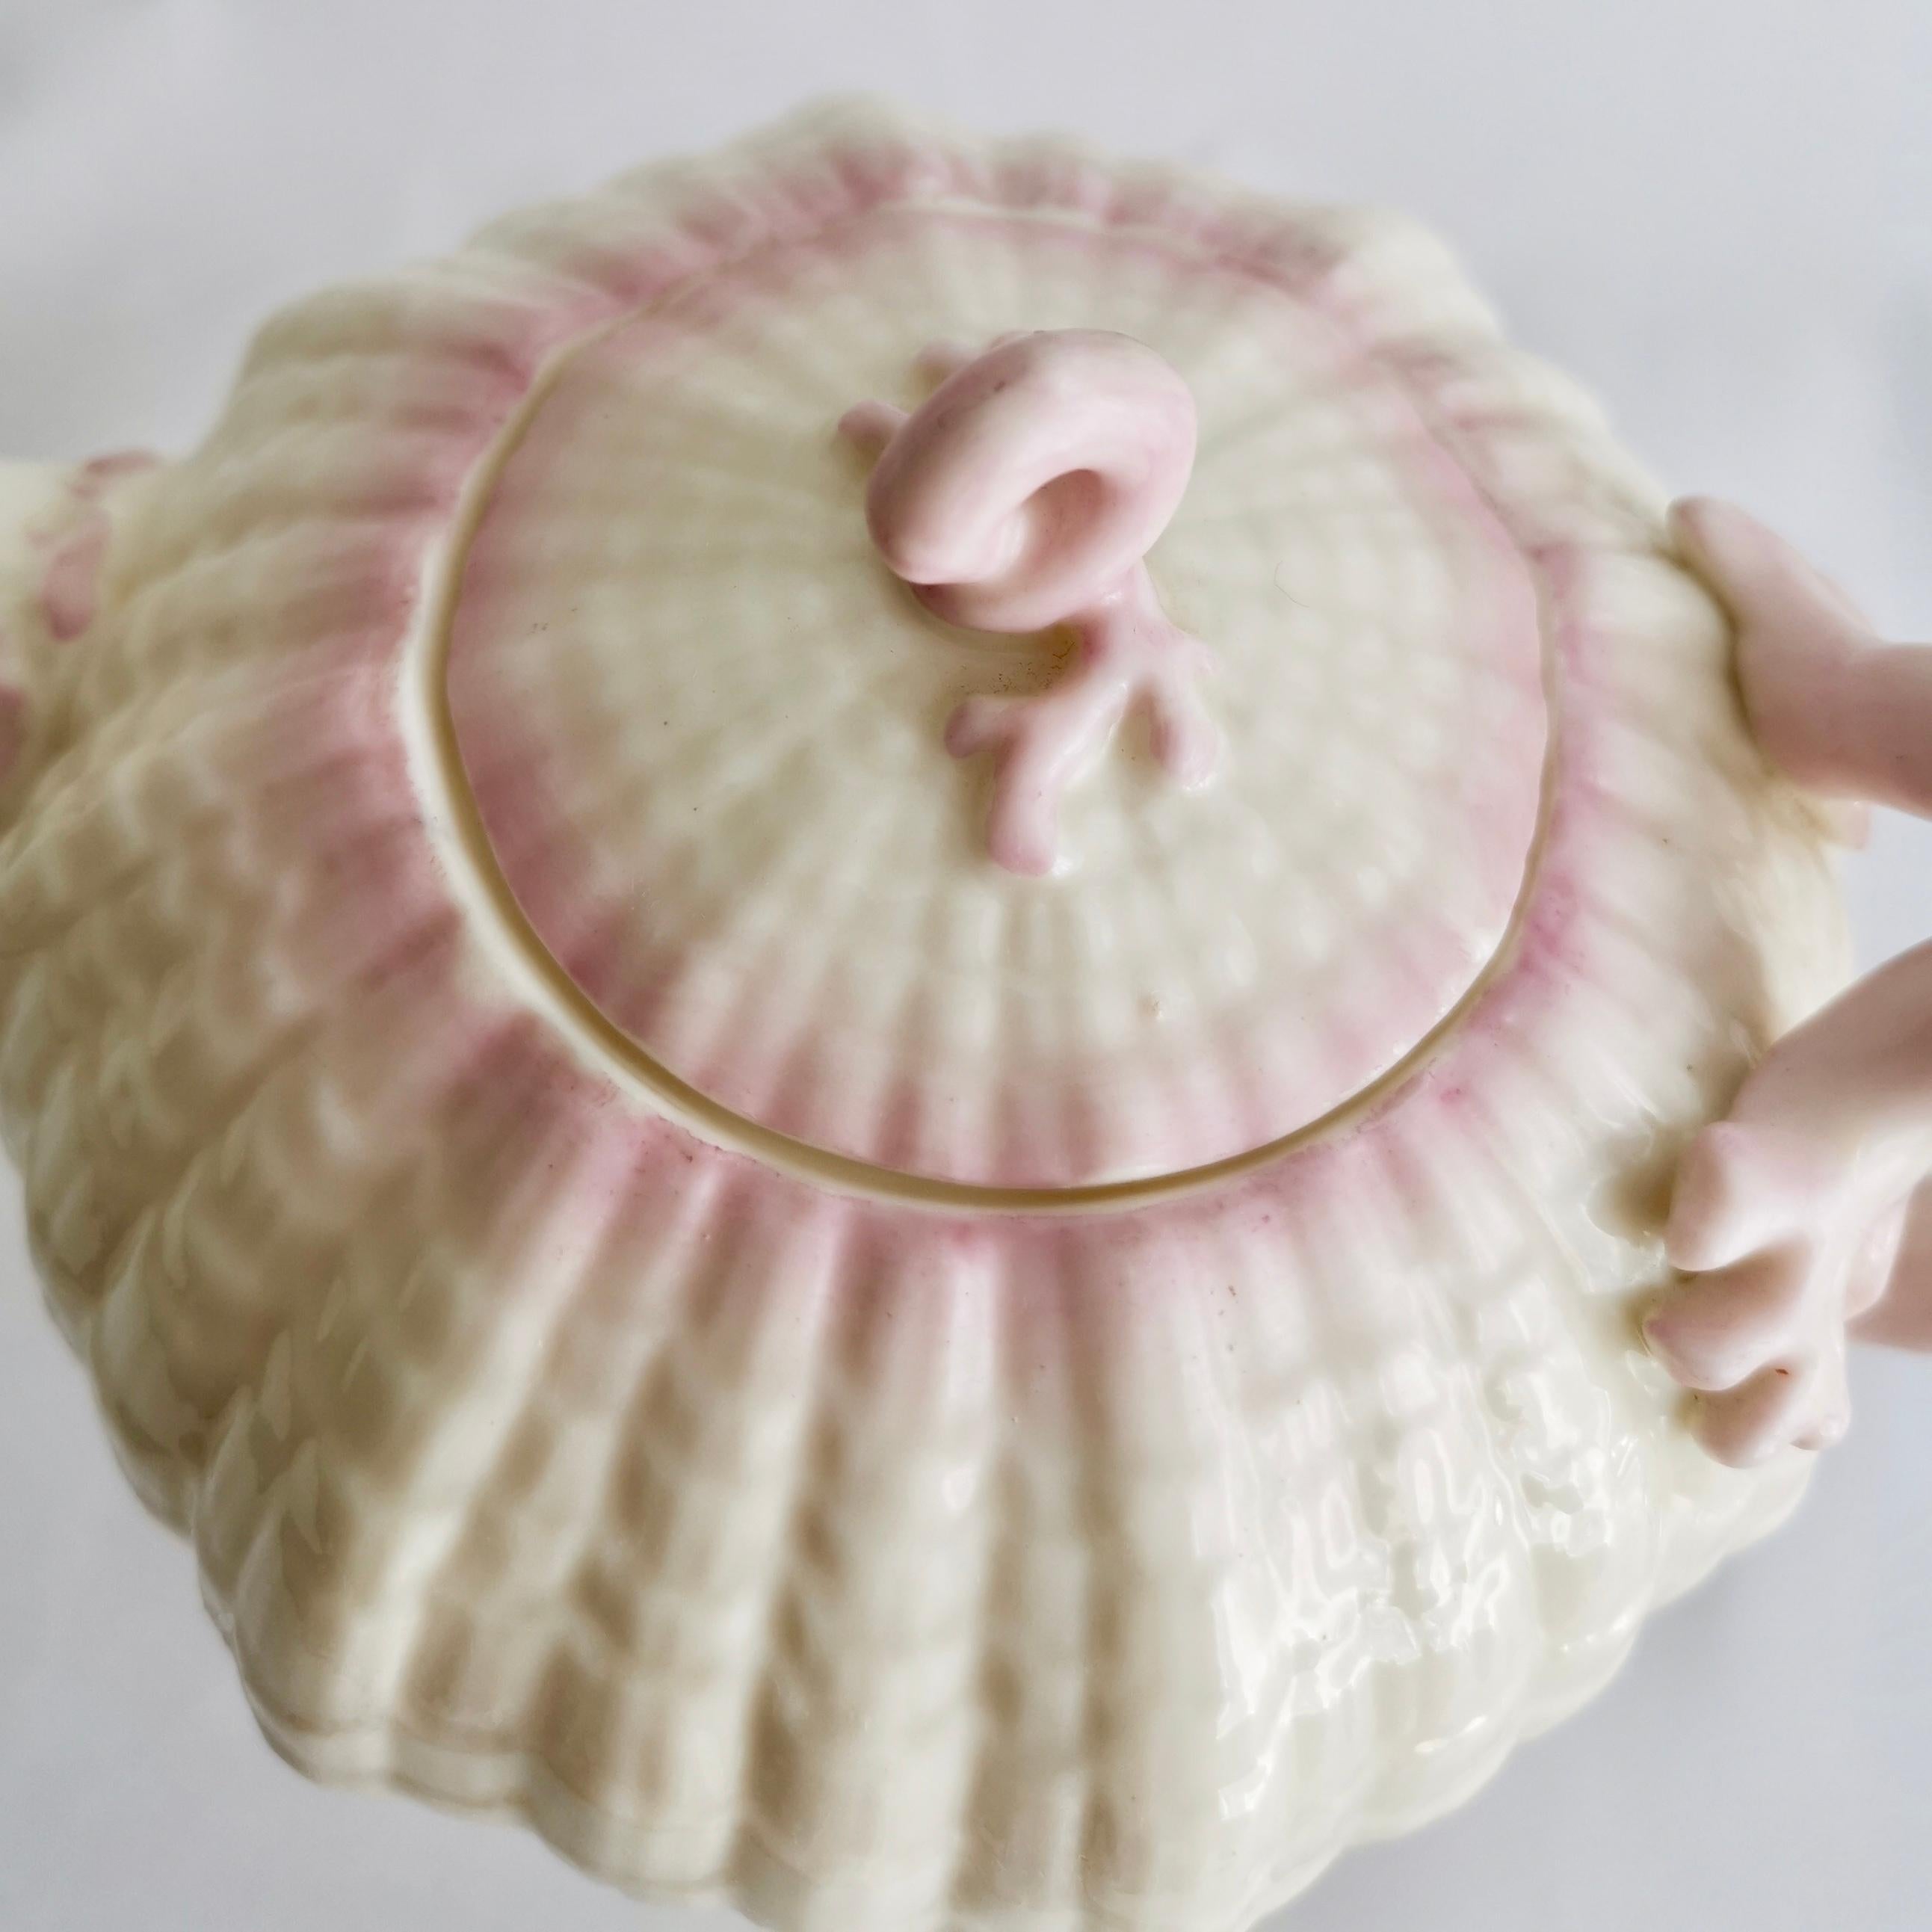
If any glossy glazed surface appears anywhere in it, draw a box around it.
[1647,498,1932,1465]
[0,99,1851,1932]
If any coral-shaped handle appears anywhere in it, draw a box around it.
[1649,497,1932,1466]
[842,330,1217,875]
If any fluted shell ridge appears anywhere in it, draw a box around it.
[0,96,1847,1932]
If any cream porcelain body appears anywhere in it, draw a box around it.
[0,99,1849,1932]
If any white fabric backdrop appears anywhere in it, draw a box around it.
[1,3,1928,1928]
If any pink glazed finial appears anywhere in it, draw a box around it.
[840,330,1218,875]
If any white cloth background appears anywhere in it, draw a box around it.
[0,3,1927,1928]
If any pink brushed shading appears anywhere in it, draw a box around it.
[0,105,1854,1932]
[840,330,1218,875]
[78,449,161,488]
[37,517,110,641]
[29,448,159,642]
[1651,496,1932,1466]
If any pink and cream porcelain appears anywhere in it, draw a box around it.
[1650,497,1932,1463]
[0,99,1857,1932]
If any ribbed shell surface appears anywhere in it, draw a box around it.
[0,99,1848,1932]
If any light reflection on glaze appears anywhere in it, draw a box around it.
[0,100,1852,1932]
[437,212,1549,1191]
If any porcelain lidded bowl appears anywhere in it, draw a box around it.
[0,97,1848,1932]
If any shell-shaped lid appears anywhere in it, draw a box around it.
[437,114,1548,1191]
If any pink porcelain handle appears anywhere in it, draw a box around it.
[1647,497,1932,1467]
[840,330,1217,876]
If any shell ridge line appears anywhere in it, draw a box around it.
[718,1213,868,1901]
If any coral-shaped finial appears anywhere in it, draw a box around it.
[842,330,1217,874]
